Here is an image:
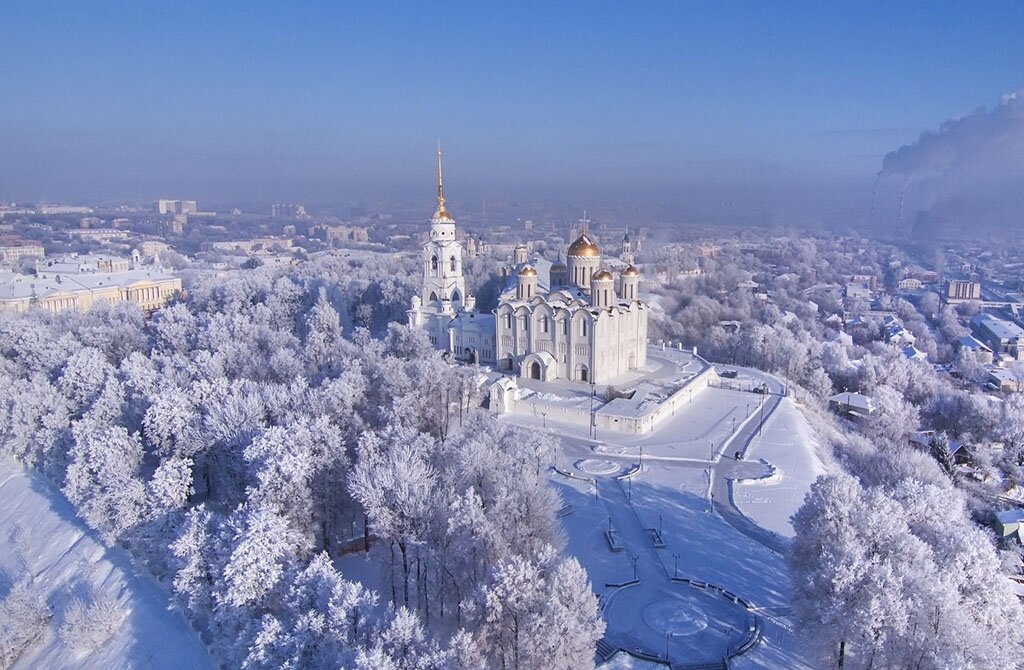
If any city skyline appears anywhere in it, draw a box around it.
[2,2,1023,220]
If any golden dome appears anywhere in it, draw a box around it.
[433,207,453,221]
[592,269,614,281]
[621,264,640,277]
[568,233,600,257]
[517,265,538,277]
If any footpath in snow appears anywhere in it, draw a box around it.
[731,397,826,538]
[0,459,214,670]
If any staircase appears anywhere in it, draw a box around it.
[595,638,618,662]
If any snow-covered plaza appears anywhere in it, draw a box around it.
[501,347,826,668]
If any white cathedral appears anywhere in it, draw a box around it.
[408,148,647,384]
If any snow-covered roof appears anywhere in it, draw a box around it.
[0,269,179,301]
[995,509,1024,526]
[973,315,1024,341]
[959,335,992,352]
[903,345,928,361]
[828,391,874,414]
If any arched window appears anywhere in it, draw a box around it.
[429,291,438,302]
[541,315,549,333]
[451,289,461,303]
[430,256,438,273]
[580,319,588,337]
[450,256,457,271]
[521,316,529,331]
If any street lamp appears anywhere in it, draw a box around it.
[632,555,639,581]
[673,553,680,578]
[758,392,766,436]
[590,380,597,439]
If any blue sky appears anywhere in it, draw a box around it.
[1,2,1022,207]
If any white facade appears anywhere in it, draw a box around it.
[494,253,647,384]
[408,151,647,383]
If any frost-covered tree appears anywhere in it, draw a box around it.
[64,425,147,541]
[219,505,304,609]
[477,547,603,670]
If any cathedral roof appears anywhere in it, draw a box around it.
[621,264,640,277]
[592,269,614,281]
[517,265,538,277]
[568,232,600,257]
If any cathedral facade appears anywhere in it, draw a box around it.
[409,149,647,384]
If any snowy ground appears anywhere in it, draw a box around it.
[503,358,825,668]
[0,459,214,670]
[732,398,826,538]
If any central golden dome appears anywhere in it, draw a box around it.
[568,233,600,257]
[517,265,538,277]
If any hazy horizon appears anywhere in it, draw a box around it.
[2,2,1022,229]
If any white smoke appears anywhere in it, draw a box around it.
[877,88,1024,233]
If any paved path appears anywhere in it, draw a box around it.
[708,373,790,555]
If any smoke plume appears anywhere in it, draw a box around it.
[876,89,1024,236]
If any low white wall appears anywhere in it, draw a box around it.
[502,363,719,435]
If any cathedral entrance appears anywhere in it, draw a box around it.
[530,361,541,379]
[577,364,590,382]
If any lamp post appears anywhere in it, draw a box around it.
[758,391,765,436]
[632,555,639,581]
[673,553,680,578]
[590,380,597,439]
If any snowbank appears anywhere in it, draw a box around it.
[0,460,214,670]
[732,399,827,538]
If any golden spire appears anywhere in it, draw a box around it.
[434,140,451,219]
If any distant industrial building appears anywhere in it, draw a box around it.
[972,314,1024,363]
[66,228,129,242]
[271,203,308,219]
[36,204,94,215]
[157,199,198,215]
[946,278,981,303]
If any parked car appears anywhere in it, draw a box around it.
[720,369,738,379]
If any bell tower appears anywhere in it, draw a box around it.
[417,143,470,311]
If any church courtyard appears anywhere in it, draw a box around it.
[498,346,824,668]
